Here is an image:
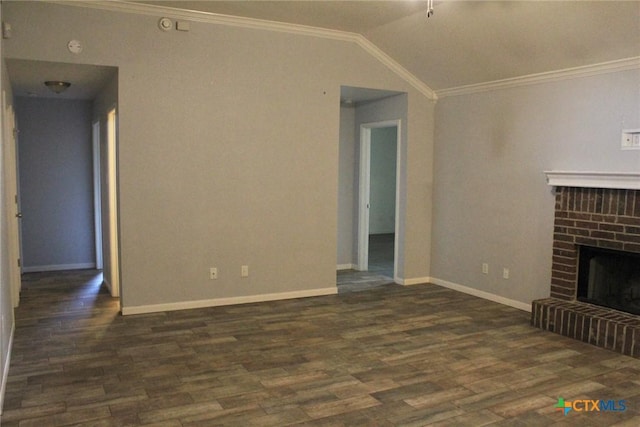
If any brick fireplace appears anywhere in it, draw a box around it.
[532,172,640,358]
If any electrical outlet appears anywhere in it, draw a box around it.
[241,265,249,278]
[482,263,489,275]
[503,268,510,279]
[209,267,218,280]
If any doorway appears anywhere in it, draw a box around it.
[358,121,400,279]
[5,59,119,306]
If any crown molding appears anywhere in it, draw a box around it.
[49,0,437,100]
[436,56,640,98]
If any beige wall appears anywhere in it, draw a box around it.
[337,105,356,267]
[0,2,16,405]
[2,2,434,311]
[432,69,640,306]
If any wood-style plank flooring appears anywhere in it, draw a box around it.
[2,270,640,426]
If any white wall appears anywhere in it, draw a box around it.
[2,1,435,311]
[432,69,640,306]
[15,97,95,272]
[369,126,397,234]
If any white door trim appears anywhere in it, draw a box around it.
[2,92,22,307]
[92,121,103,270]
[106,107,120,298]
[357,119,401,279]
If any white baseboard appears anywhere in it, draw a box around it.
[398,276,431,286]
[429,277,531,312]
[336,264,356,270]
[22,263,96,273]
[122,287,338,316]
[0,324,15,415]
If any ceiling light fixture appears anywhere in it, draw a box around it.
[426,0,434,18]
[44,80,71,94]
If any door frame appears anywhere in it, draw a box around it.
[106,106,120,298]
[2,92,22,307]
[92,121,103,270]
[357,119,401,278]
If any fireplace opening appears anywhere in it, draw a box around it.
[577,246,640,315]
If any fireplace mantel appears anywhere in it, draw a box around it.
[544,171,640,190]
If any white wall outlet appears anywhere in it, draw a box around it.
[209,267,218,280]
[241,265,249,277]
[482,263,489,274]
[503,268,510,279]
[621,129,640,150]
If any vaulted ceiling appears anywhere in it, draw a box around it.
[137,1,640,92]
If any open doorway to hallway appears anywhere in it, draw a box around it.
[336,86,405,293]
[5,59,119,306]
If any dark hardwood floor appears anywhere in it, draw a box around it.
[2,270,640,426]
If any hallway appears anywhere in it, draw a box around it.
[337,233,395,293]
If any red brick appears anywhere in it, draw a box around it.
[553,271,577,281]
[551,276,576,294]
[625,225,640,235]
[554,233,575,243]
[552,262,576,273]
[553,241,576,251]
[553,250,577,259]
[623,243,640,254]
[602,191,612,214]
[591,214,617,223]
[597,240,624,251]
[568,228,590,237]
[618,216,640,226]
[590,230,615,240]
[554,218,575,227]
[594,188,604,213]
[575,221,599,229]
[575,237,598,247]
[568,212,591,220]
[616,190,627,216]
[600,223,624,232]
[587,188,597,213]
[616,233,640,244]
[625,190,635,216]
[550,290,575,300]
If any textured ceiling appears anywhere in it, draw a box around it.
[137,0,640,92]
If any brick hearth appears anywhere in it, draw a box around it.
[532,186,640,358]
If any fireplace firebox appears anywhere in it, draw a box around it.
[577,245,640,315]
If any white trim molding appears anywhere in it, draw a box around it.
[122,287,338,316]
[22,263,96,273]
[544,171,640,190]
[336,264,356,270]
[429,277,532,312]
[397,276,430,286]
[436,57,640,98]
[0,324,15,415]
[50,0,437,100]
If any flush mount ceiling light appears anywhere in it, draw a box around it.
[44,80,71,94]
